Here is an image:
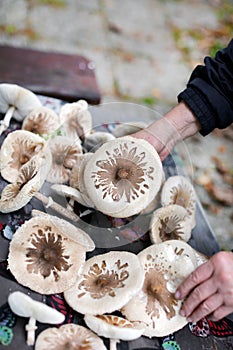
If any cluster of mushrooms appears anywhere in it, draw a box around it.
[0,83,208,350]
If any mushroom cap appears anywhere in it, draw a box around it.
[83,136,163,218]
[161,175,196,229]
[22,106,60,137]
[0,130,47,183]
[35,324,107,350]
[8,216,87,294]
[60,99,92,139]
[83,131,116,151]
[112,121,148,138]
[51,183,95,208]
[121,240,197,337]
[0,83,42,120]
[149,204,192,243]
[0,151,52,213]
[69,153,93,190]
[64,251,145,315]
[8,291,65,324]
[46,136,82,184]
[84,314,144,341]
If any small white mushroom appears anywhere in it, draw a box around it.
[83,131,116,151]
[85,314,145,350]
[51,183,95,208]
[35,324,107,350]
[0,83,42,135]
[64,251,145,315]
[149,204,192,243]
[22,106,60,137]
[112,121,148,138]
[161,175,196,228]
[59,99,92,140]
[8,291,65,346]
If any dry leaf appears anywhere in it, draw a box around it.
[208,184,233,206]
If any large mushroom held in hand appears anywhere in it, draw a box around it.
[0,83,42,135]
[83,136,164,218]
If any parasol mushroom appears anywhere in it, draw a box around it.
[0,129,47,183]
[83,131,116,152]
[0,83,42,135]
[35,324,107,350]
[84,314,145,350]
[149,204,192,243]
[161,175,196,229]
[112,121,148,138]
[8,215,88,294]
[22,106,60,137]
[46,136,82,184]
[59,99,92,140]
[121,240,197,337]
[8,291,65,346]
[83,136,163,218]
[64,251,145,315]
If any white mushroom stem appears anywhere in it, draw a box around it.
[34,192,80,222]
[0,105,15,135]
[110,339,120,350]
[25,317,38,346]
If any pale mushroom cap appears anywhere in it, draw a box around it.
[51,183,95,208]
[149,204,192,243]
[46,136,82,184]
[83,136,163,218]
[22,106,60,136]
[0,83,42,120]
[8,216,86,294]
[161,175,196,228]
[8,291,65,324]
[83,131,116,151]
[121,240,197,337]
[64,251,145,315]
[0,130,47,183]
[60,100,92,139]
[0,151,52,213]
[112,121,148,138]
[35,324,107,350]
[84,314,144,341]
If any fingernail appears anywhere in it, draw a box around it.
[175,291,180,299]
[180,310,186,317]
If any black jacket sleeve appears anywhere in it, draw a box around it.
[178,38,233,136]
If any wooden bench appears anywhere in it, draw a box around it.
[0,45,101,104]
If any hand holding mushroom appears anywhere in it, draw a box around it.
[175,251,233,323]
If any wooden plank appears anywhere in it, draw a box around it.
[0,45,101,104]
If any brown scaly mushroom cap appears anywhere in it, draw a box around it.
[59,99,92,140]
[0,130,47,183]
[121,240,197,337]
[46,136,82,184]
[8,216,87,294]
[22,106,60,137]
[161,175,196,229]
[83,136,163,218]
[149,204,192,243]
[35,324,107,350]
[0,151,52,213]
[64,251,145,315]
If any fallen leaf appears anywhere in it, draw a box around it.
[208,184,233,206]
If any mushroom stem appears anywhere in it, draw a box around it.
[25,316,37,346]
[0,105,15,135]
[34,192,80,222]
[110,339,120,350]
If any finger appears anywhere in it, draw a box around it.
[180,278,217,317]
[175,260,214,299]
[186,293,223,323]
[208,305,233,322]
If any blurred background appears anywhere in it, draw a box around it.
[0,0,232,249]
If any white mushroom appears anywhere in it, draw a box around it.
[112,121,148,138]
[64,251,145,315]
[8,215,88,294]
[85,314,145,350]
[161,175,196,228]
[8,291,65,346]
[0,130,47,183]
[83,131,116,151]
[22,106,60,137]
[35,324,107,350]
[59,99,92,140]
[121,240,197,337]
[51,183,95,208]
[149,204,192,243]
[83,136,163,218]
[0,83,42,135]
[46,136,82,184]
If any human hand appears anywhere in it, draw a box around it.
[175,251,233,322]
